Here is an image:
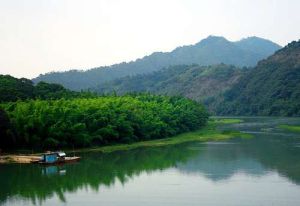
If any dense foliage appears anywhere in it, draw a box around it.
[0,75,35,102]
[217,40,300,116]
[96,64,246,113]
[0,94,208,149]
[0,75,96,103]
[33,36,280,91]
[0,108,15,148]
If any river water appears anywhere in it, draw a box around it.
[1,117,300,206]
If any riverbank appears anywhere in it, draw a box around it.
[77,119,248,153]
[0,155,40,164]
[0,118,247,164]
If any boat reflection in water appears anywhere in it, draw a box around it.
[42,166,66,176]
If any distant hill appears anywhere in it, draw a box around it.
[217,40,300,116]
[95,64,246,112]
[33,36,281,91]
[0,75,36,102]
[0,75,94,102]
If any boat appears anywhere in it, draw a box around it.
[32,151,80,165]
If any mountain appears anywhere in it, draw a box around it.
[217,40,300,116]
[95,64,246,112]
[235,36,282,56]
[33,36,281,91]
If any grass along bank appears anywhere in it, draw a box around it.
[75,118,248,153]
[279,125,300,133]
[212,118,244,124]
[0,118,248,163]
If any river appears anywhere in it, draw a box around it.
[1,117,300,206]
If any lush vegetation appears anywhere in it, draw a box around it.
[0,108,15,147]
[33,36,280,91]
[95,64,246,113]
[217,40,300,116]
[0,94,208,150]
[0,75,96,103]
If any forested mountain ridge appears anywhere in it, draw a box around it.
[95,64,246,112]
[33,36,281,91]
[96,39,300,116]
[217,40,300,116]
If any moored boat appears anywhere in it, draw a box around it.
[32,151,80,165]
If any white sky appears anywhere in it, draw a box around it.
[0,0,299,78]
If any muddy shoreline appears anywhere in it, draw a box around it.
[0,155,40,164]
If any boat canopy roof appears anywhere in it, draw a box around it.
[57,152,66,157]
[42,151,66,157]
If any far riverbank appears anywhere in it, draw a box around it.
[0,118,248,164]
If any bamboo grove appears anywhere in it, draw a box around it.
[0,94,208,149]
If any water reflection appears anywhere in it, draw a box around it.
[0,145,197,205]
[1,117,300,205]
[178,142,267,181]
[42,166,66,176]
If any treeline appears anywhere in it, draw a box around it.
[0,75,96,103]
[0,94,208,150]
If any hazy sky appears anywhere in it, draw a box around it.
[0,0,300,78]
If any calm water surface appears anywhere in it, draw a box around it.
[1,117,300,206]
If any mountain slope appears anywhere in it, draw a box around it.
[217,40,300,116]
[95,64,246,112]
[33,36,281,91]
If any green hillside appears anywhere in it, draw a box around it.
[217,40,300,116]
[95,64,246,113]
